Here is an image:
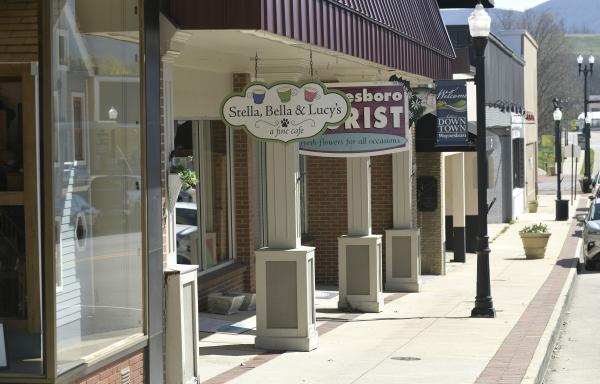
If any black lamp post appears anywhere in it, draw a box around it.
[578,54,594,192]
[469,3,495,318]
[553,99,569,220]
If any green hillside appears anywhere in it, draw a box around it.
[565,34,600,55]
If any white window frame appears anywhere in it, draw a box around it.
[194,121,236,275]
[70,92,88,164]
[94,76,140,126]
[56,29,69,71]
[55,216,63,292]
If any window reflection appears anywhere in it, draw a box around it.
[52,0,143,375]
[173,121,233,270]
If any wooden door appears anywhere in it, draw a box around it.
[0,63,40,334]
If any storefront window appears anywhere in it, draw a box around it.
[173,120,234,271]
[0,36,42,377]
[51,0,143,375]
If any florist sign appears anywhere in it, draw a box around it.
[221,81,350,143]
[300,83,409,157]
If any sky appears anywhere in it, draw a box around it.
[493,0,550,11]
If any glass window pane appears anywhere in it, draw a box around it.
[205,121,230,269]
[172,121,232,271]
[52,0,143,375]
[0,68,42,374]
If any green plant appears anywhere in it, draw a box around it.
[171,165,198,189]
[520,223,549,234]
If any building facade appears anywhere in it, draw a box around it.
[0,0,163,383]
[0,0,519,383]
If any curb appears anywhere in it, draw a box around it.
[521,238,581,384]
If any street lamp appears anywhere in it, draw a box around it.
[469,3,495,318]
[553,100,568,221]
[578,54,594,192]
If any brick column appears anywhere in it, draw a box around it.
[416,152,445,275]
[232,73,258,292]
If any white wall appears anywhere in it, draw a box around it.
[173,67,232,120]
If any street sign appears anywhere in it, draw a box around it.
[300,82,409,157]
[221,80,350,143]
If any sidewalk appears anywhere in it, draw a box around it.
[198,194,583,384]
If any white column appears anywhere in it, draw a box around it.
[386,147,421,292]
[265,142,301,248]
[338,157,383,313]
[255,142,317,352]
[451,154,466,262]
[347,157,371,235]
[464,152,478,252]
[392,151,413,228]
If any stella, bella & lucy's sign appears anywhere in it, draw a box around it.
[221,81,350,143]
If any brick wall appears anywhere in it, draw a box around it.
[306,156,347,285]
[232,73,257,292]
[416,152,445,275]
[75,351,144,384]
[0,0,38,63]
[305,155,394,285]
[198,264,247,310]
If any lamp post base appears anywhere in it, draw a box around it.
[583,177,592,193]
[471,301,496,318]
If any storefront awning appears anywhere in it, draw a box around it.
[162,0,456,80]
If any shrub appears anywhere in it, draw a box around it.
[520,223,549,234]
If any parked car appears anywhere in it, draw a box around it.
[579,198,600,270]
[175,201,198,264]
[591,172,600,198]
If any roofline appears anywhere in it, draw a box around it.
[444,25,525,66]
[498,29,539,49]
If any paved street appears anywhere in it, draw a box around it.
[543,268,600,384]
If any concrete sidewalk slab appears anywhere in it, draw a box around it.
[198,194,582,384]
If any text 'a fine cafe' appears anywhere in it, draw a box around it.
[300,83,409,157]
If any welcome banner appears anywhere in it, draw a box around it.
[435,80,468,147]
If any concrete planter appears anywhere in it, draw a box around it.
[520,233,550,259]
[207,293,246,315]
[527,200,538,213]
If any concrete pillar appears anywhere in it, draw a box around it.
[464,152,478,253]
[452,154,466,262]
[255,142,317,352]
[385,151,421,292]
[338,157,383,312]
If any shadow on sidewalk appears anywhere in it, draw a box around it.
[316,316,470,323]
[199,343,260,356]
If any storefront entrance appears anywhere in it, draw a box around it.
[0,63,42,373]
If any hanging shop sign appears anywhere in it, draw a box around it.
[435,80,469,147]
[299,82,409,157]
[220,81,350,143]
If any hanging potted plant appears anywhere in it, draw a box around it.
[519,223,551,259]
[170,164,198,203]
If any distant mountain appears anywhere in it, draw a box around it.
[525,0,600,33]
[442,0,600,34]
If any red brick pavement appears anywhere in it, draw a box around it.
[474,199,585,384]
